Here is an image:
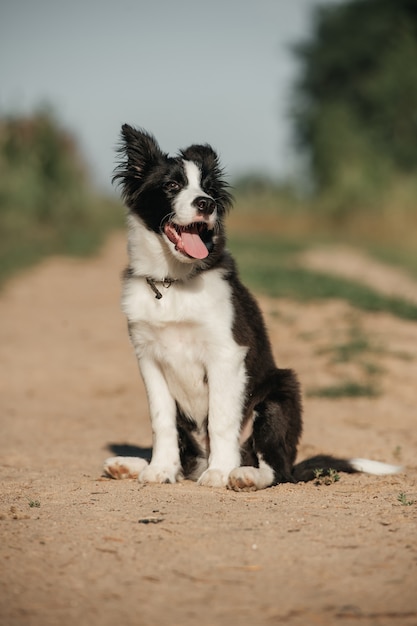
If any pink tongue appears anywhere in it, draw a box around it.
[181,225,209,259]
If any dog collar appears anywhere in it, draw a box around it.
[146,277,178,299]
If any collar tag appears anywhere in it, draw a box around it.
[146,277,175,299]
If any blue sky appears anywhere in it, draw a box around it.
[1,0,342,189]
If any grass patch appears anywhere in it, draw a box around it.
[393,446,403,462]
[27,498,41,508]
[307,381,379,399]
[311,322,385,400]
[0,196,123,288]
[313,468,341,485]
[320,329,375,364]
[397,492,414,506]
[317,324,385,371]
[229,234,417,321]
[368,245,417,281]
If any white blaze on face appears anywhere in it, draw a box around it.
[173,160,213,225]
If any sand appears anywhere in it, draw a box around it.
[1,234,416,626]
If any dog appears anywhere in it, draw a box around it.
[103,125,402,491]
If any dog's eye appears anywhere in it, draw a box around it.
[164,181,181,192]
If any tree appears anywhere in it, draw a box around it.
[292,0,417,195]
[0,108,90,221]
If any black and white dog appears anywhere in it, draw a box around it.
[104,125,401,491]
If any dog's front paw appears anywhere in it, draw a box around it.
[197,468,229,488]
[139,464,179,484]
[103,456,148,479]
[227,466,274,491]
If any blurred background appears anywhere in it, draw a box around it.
[1,0,417,305]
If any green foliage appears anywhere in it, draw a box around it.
[317,324,382,367]
[397,492,414,506]
[292,0,417,205]
[0,108,89,222]
[314,468,341,485]
[229,234,417,321]
[27,499,41,508]
[309,318,393,400]
[0,109,122,285]
[308,381,379,399]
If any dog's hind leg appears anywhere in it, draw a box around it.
[228,368,302,491]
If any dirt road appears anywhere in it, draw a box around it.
[1,234,416,626]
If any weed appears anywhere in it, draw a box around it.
[393,446,402,461]
[313,468,324,483]
[329,332,373,364]
[308,381,379,399]
[397,492,414,506]
[229,235,417,322]
[362,361,384,376]
[27,498,41,508]
[314,468,340,485]
[328,468,341,483]
[320,324,384,363]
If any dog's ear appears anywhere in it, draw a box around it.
[180,144,219,169]
[113,125,166,202]
[120,125,165,173]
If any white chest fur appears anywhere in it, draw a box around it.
[122,268,248,426]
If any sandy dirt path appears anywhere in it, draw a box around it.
[1,234,417,626]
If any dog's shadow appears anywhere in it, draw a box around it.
[106,443,152,462]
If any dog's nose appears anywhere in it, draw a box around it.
[194,196,216,215]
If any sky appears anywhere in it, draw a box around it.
[0,0,342,190]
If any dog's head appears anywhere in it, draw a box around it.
[113,125,233,265]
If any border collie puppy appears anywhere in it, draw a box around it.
[104,125,401,490]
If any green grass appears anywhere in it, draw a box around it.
[319,327,375,363]
[27,498,41,508]
[307,381,379,399]
[397,492,414,506]
[316,325,384,368]
[0,196,123,288]
[369,245,417,281]
[229,234,417,321]
[313,468,341,485]
[308,320,387,399]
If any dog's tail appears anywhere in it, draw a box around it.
[292,454,403,482]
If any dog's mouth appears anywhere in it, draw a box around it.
[163,222,214,260]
